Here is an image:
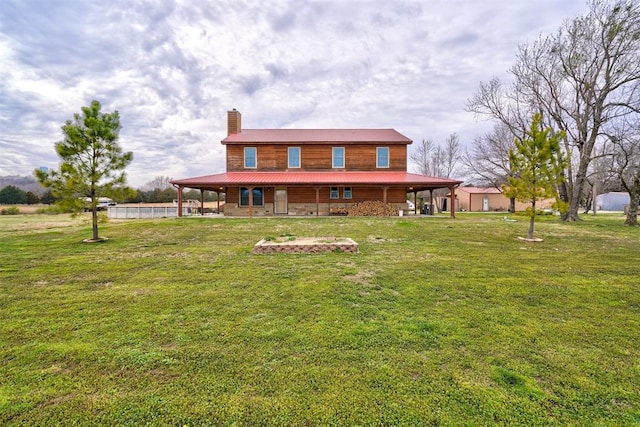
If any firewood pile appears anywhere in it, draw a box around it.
[347,200,398,216]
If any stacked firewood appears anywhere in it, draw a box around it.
[347,200,398,216]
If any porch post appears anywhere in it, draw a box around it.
[248,186,253,219]
[429,190,434,216]
[200,190,205,216]
[177,186,183,217]
[382,186,388,204]
[314,186,320,217]
[413,190,417,214]
[450,185,456,218]
[216,191,220,213]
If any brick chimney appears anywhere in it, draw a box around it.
[227,109,241,136]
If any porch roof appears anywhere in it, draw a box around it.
[171,171,462,191]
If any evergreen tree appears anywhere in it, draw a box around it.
[0,185,27,204]
[24,191,40,205]
[35,100,133,241]
[502,113,567,240]
[39,190,56,205]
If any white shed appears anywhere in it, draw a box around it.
[595,192,629,211]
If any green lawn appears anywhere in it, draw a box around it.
[1,213,639,425]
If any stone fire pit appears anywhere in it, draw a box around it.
[253,236,358,254]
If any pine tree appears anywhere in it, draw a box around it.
[35,100,133,242]
[502,113,566,240]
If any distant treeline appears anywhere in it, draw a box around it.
[0,176,223,205]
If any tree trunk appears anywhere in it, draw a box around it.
[558,180,570,220]
[528,200,536,240]
[624,188,640,227]
[90,187,99,241]
[565,153,591,221]
[92,207,99,240]
[528,215,536,240]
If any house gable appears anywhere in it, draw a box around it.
[226,143,407,171]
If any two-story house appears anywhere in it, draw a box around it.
[171,109,462,217]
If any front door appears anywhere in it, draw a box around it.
[482,196,489,212]
[275,188,287,214]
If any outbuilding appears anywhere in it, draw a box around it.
[596,192,630,211]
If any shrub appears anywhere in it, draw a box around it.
[1,206,20,215]
[35,205,65,214]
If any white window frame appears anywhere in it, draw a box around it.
[332,147,345,168]
[330,187,339,199]
[377,147,390,168]
[288,147,301,168]
[244,147,257,169]
[343,187,352,199]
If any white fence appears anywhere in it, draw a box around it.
[108,206,195,219]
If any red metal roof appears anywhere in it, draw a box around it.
[221,129,412,144]
[456,187,502,194]
[172,171,461,189]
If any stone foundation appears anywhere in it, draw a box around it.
[225,202,409,216]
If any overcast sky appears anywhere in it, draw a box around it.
[1,0,590,188]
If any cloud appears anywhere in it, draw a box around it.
[0,0,590,187]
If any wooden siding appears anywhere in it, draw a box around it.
[227,186,405,204]
[227,144,407,171]
[226,187,238,203]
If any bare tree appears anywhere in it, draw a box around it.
[467,77,531,140]
[463,123,514,188]
[584,139,620,214]
[463,124,519,211]
[144,176,174,191]
[139,176,176,203]
[410,133,461,212]
[468,0,640,221]
[410,139,436,176]
[411,134,461,178]
[609,117,640,225]
[442,133,461,178]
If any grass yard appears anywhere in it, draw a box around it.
[1,213,639,425]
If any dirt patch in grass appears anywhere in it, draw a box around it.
[344,270,375,286]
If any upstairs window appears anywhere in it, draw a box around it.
[377,147,389,168]
[288,147,301,168]
[332,147,345,168]
[244,147,257,168]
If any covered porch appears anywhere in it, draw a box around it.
[170,171,462,218]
